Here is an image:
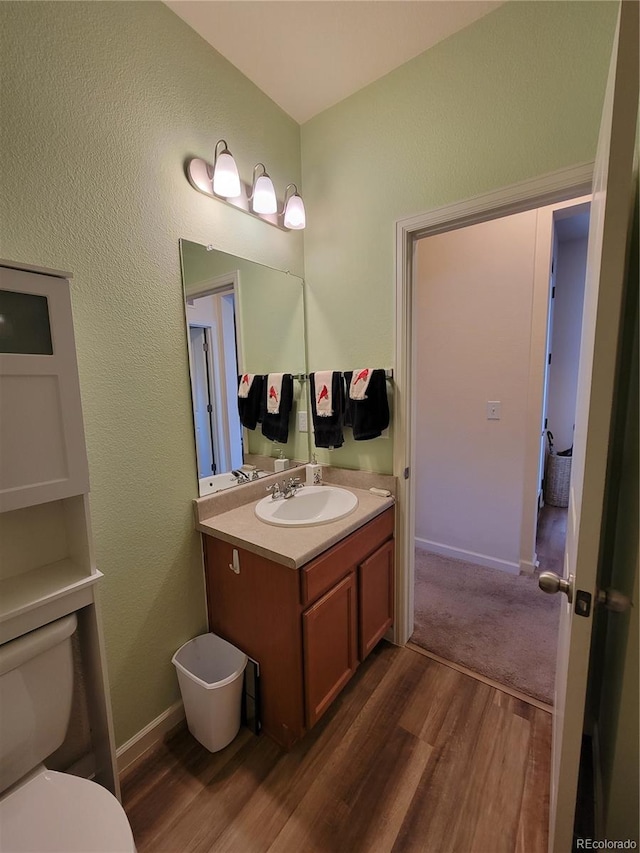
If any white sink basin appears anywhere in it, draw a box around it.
[255,486,358,527]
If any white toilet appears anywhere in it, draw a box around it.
[0,614,136,852]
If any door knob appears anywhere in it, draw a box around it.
[597,588,632,613]
[539,571,573,602]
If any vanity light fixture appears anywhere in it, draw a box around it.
[283,184,306,230]
[186,141,305,231]
[250,164,278,215]
[212,140,241,198]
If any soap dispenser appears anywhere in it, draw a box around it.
[305,453,323,485]
[274,448,289,473]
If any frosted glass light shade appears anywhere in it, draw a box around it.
[213,151,241,198]
[252,174,277,214]
[284,193,306,230]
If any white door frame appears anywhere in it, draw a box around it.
[185,270,245,474]
[520,195,592,575]
[393,162,593,645]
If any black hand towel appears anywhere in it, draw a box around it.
[261,373,293,444]
[237,374,264,430]
[310,371,345,448]
[344,369,390,440]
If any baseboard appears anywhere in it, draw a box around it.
[415,537,520,575]
[116,700,185,775]
[520,557,538,576]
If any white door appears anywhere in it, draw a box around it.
[547,4,638,851]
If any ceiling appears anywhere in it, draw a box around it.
[165,1,504,124]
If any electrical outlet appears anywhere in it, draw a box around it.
[487,401,501,420]
[298,411,308,432]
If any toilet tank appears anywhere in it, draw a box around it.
[0,614,77,794]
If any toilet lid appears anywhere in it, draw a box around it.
[0,769,136,853]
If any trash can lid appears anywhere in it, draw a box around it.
[172,633,248,689]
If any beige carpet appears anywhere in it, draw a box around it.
[411,548,561,704]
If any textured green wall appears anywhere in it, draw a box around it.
[0,0,618,747]
[301,0,617,473]
[0,1,302,744]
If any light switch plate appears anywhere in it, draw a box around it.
[487,401,501,420]
[298,411,308,432]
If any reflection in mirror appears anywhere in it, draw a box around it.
[180,240,309,496]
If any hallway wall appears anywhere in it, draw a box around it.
[414,210,538,572]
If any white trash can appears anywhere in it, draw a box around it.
[172,633,248,753]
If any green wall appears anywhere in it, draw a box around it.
[0,0,619,748]
[301,0,617,472]
[0,1,302,744]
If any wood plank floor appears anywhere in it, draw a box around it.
[122,644,551,853]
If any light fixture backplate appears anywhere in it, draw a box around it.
[186,158,290,231]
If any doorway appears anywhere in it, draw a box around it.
[185,284,243,486]
[536,203,590,587]
[395,184,593,705]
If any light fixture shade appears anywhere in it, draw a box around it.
[213,151,241,198]
[252,174,277,214]
[284,192,306,230]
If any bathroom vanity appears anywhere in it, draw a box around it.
[197,484,394,749]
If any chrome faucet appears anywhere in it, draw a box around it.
[231,469,250,484]
[282,477,303,499]
[266,482,283,500]
[266,477,303,500]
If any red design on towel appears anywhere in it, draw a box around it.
[241,374,249,386]
[354,369,369,385]
[318,384,329,403]
[269,385,278,401]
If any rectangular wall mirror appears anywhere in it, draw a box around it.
[180,239,309,496]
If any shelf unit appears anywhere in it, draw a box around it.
[0,559,99,644]
[0,261,120,798]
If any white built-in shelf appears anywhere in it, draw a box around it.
[0,559,102,644]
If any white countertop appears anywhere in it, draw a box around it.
[196,485,395,569]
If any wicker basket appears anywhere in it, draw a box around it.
[545,453,572,507]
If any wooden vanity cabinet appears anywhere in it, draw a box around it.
[302,572,358,728]
[203,506,394,749]
[359,538,394,660]
[203,536,305,750]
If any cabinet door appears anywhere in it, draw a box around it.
[0,267,89,511]
[359,539,394,660]
[303,572,358,728]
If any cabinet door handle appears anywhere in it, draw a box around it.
[228,549,240,574]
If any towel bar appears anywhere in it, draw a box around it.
[292,369,394,382]
[252,370,393,383]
